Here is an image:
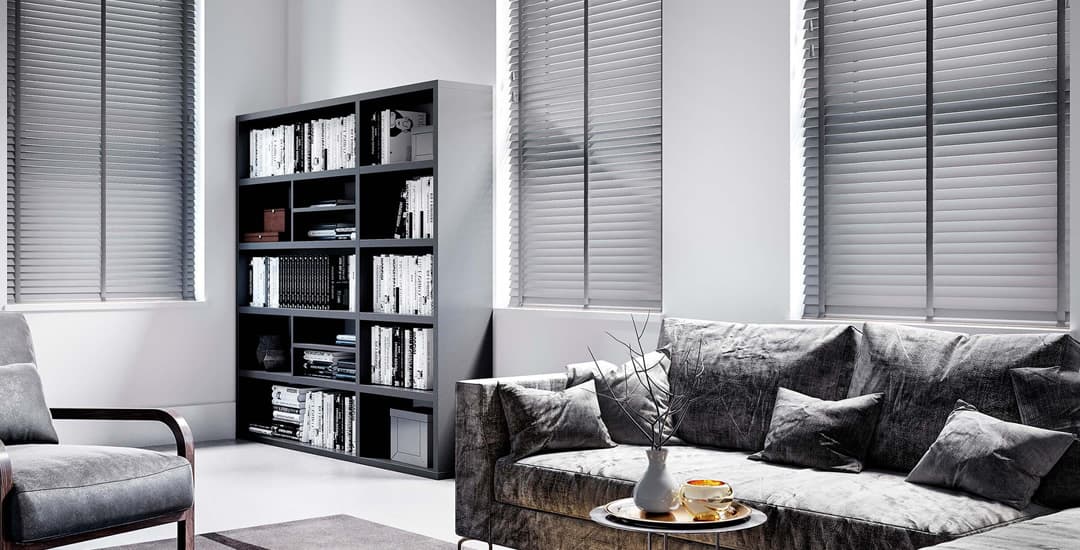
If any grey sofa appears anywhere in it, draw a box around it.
[0,313,194,549]
[456,318,1080,550]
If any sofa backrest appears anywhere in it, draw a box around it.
[0,312,35,366]
[849,322,1080,473]
[658,318,858,452]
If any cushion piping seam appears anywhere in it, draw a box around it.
[496,459,1046,537]
[9,463,191,495]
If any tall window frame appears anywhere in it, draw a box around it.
[7,0,198,304]
[802,0,1069,326]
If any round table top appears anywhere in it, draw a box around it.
[589,503,768,536]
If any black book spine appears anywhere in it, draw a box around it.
[284,256,293,309]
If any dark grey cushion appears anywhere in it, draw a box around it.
[749,387,882,472]
[1009,365,1080,508]
[494,445,1051,550]
[499,379,614,459]
[906,400,1074,509]
[0,364,57,445]
[566,350,680,446]
[5,444,193,542]
[658,318,858,451]
[851,322,1079,472]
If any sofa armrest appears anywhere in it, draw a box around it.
[922,508,1080,549]
[455,373,567,542]
[49,408,195,468]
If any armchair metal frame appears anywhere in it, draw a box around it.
[0,408,195,550]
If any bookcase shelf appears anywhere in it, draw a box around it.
[235,81,492,480]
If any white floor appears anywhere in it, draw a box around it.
[68,440,497,549]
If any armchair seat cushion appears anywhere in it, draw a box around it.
[4,444,193,543]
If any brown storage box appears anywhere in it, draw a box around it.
[242,232,280,242]
[263,208,287,233]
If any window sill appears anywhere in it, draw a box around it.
[4,299,207,313]
[796,316,1070,335]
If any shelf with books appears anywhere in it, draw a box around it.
[236,81,491,479]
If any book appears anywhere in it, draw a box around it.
[377,109,428,164]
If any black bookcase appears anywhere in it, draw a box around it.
[234,81,492,479]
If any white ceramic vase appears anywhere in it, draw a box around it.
[633,448,680,514]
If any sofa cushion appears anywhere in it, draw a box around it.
[567,350,679,446]
[850,322,1079,472]
[5,444,193,543]
[657,318,858,451]
[907,400,1074,509]
[749,387,883,473]
[499,379,615,459]
[0,364,58,445]
[1009,365,1080,508]
[919,508,1080,550]
[494,446,1051,550]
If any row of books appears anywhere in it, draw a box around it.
[369,109,427,164]
[307,222,356,240]
[249,385,356,453]
[300,350,356,382]
[248,255,356,310]
[371,326,432,390]
[395,176,435,239]
[248,114,357,177]
[373,254,433,315]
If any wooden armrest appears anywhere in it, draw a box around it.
[49,408,195,465]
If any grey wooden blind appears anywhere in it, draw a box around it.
[509,0,662,309]
[7,0,196,303]
[803,0,1068,325]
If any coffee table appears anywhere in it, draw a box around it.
[589,502,767,550]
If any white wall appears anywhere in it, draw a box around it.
[285,0,495,104]
[493,0,792,377]
[3,0,291,446]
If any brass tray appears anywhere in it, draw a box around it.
[604,498,752,530]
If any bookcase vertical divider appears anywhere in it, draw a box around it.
[235,81,491,479]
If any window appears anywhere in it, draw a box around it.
[7,0,197,303]
[802,0,1069,326]
[508,0,662,309]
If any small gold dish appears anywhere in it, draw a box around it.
[679,479,735,521]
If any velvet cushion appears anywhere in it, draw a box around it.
[0,363,57,445]
[850,323,1079,472]
[749,387,883,472]
[5,444,192,542]
[1009,366,1080,508]
[566,350,679,446]
[658,318,858,451]
[499,379,614,459]
[906,400,1073,509]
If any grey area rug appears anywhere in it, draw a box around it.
[108,515,456,549]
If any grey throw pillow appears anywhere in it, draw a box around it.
[499,379,615,459]
[566,349,680,446]
[748,387,883,472]
[907,400,1073,509]
[1010,366,1080,508]
[0,363,58,444]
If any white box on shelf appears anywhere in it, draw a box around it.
[389,408,431,468]
[411,125,434,161]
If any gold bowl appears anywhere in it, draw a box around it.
[678,479,734,521]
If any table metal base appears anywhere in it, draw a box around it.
[646,532,721,550]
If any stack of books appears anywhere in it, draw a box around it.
[249,114,357,177]
[336,333,356,346]
[301,390,355,453]
[370,325,432,390]
[260,385,310,442]
[301,350,357,382]
[248,254,356,310]
[373,254,433,315]
[369,109,428,164]
[395,176,435,239]
[307,222,356,240]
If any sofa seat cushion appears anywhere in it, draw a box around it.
[5,444,193,543]
[920,508,1080,550]
[494,446,1051,550]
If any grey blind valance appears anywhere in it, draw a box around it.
[802,0,1069,325]
[7,0,196,303]
[509,0,662,309]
